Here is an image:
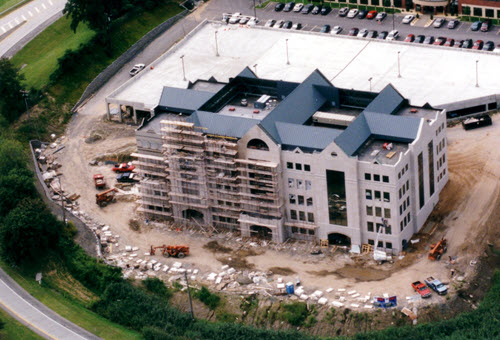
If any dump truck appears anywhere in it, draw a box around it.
[93,174,106,189]
[429,237,447,261]
[150,245,190,258]
[425,276,448,295]
[96,188,118,207]
[412,281,432,298]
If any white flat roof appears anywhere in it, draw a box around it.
[108,21,500,111]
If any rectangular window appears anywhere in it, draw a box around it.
[290,210,297,220]
[399,188,402,199]
[376,223,383,232]
[304,164,311,172]
[383,192,390,202]
[378,241,383,248]
[386,225,392,235]
[287,162,293,169]
[418,153,425,209]
[288,178,294,188]
[298,195,304,205]
[371,0,379,6]
[365,173,371,180]
[407,212,411,222]
[367,222,374,232]
[383,176,389,183]
[400,205,403,215]
[386,242,392,249]
[428,141,435,196]
[398,172,401,180]
[307,213,314,223]
[307,197,313,206]
[368,239,375,245]
[297,179,303,189]
[289,194,296,204]
[365,189,372,200]
[366,206,373,216]
[406,180,409,191]
[292,226,298,233]
[384,208,391,219]
[375,207,382,217]
[299,211,306,221]
[375,191,381,201]
[407,197,410,206]
[308,229,315,236]
[295,163,302,171]
[374,174,380,182]
[405,164,408,171]
[403,200,407,210]
[305,180,312,190]
[400,221,404,231]
[327,170,348,226]
[300,228,306,234]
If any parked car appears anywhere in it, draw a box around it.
[275,20,284,28]
[321,24,331,33]
[366,30,378,38]
[444,38,455,47]
[402,15,414,24]
[433,18,445,28]
[283,2,295,12]
[332,25,343,34]
[425,277,448,295]
[129,64,145,76]
[423,36,435,44]
[387,29,399,41]
[292,22,302,30]
[222,13,231,24]
[283,21,293,29]
[265,19,276,27]
[228,12,241,24]
[366,10,377,19]
[239,16,250,24]
[482,41,495,51]
[481,20,492,32]
[320,6,331,15]
[470,21,482,31]
[472,40,484,50]
[339,7,350,17]
[275,3,285,11]
[378,31,388,39]
[434,37,446,45]
[357,28,369,37]
[415,35,425,43]
[455,40,464,48]
[375,12,387,21]
[348,27,359,36]
[404,34,415,42]
[116,172,139,183]
[112,162,135,173]
[302,4,314,14]
[447,19,459,29]
[462,39,473,48]
[248,17,259,26]
[293,3,304,12]
[347,8,359,18]
[358,10,368,19]
[312,5,322,15]
[412,281,432,298]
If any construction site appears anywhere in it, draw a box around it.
[33,18,500,330]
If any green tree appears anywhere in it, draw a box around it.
[0,167,36,217]
[0,139,28,175]
[0,59,26,123]
[0,198,61,266]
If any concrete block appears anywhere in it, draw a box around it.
[332,301,344,307]
[352,293,360,298]
[125,246,132,252]
[191,275,196,280]
[364,305,373,309]
[173,262,182,268]
[193,269,199,274]
[338,288,346,292]
[227,268,236,275]
[348,290,357,295]
[150,260,157,265]
[383,293,389,298]
[318,297,328,305]
[277,283,285,289]
[350,303,360,308]
[221,265,229,270]
[326,288,334,293]
[313,290,323,297]
[299,294,309,300]
[215,277,222,284]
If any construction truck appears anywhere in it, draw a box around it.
[150,245,190,258]
[425,276,448,295]
[93,174,106,189]
[428,237,447,261]
[96,188,118,207]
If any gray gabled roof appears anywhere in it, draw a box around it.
[276,122,342,151]
[188,111,259,138]
[158,87,215,113]
[364,84,405,115]
[334,113,371,156]
[237,66,258,79]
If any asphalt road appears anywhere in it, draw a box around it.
[0,0,66,58]
[216,2,500,47]
[0,267,100,340]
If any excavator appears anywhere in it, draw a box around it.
[428,237,447,261]
[150,245,190,258]
[95,188,118,207]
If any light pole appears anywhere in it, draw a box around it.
[215,30,219,57]
[180,55,186,81]
[253,0,257,20]
[253,63,258,76]
[56,177,66,225]
[475,60,479,87]
[286,39,290,65]
[392,2,395,31]
[397,51,401,78]
[368,77,373,92]
[184,271,194,320]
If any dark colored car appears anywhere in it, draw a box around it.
[320,6,331,15]
[116,172,138,183]
[470,21,482,31]
[302,3,314,14]
[415,35,425,43]
[348,27,359,36]
[423,36,435,44]
[283,21,293,29]
[320,24,331,33]
[275,3,285,11]
[366,30,378,38]
[358,10,368,19]
[339,7,350,17]
[433,37,446,45]
[481,20,492,32]
[312,5,322,15]
[472,40,484,50]
[462,39,473,48]
[283,2,295,12]
[378,31,388,39]
[455,40,464,48]
[447,19,459,29]
[482,41,495,51]
[444,38,455,47]
[404,34,415,42]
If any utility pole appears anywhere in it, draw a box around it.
[253,0,257,20]
[368,77,373,91]
[56,177,66,225]
[392,2,395,31]
[215,30,219,57]
[180,55,186,81]
[253,63,258,76]
[286,39,290,65]
[475,60,479,87]
[184,271,194,320]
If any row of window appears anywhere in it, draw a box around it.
[462,7,500,20]
[398,180,410,200]
[289,195,313,206]
[365,190,390,202]
[367,221,392,235]
[435,122,445,137]
[364,173,390,183]
[400,212,411,231]
[291,227,315,236]
[367,239,392,250]
[437,168,447,183]
[399,196,410,216]
[286,162,311,172]
[366,206,391,219]
[437,138,446,154]
[437,154,446,171]
[290,210,315,223]
[288,178,312,190]
[213,216,238,224]
[397,163,409,180]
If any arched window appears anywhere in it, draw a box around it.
[247,139,269,151]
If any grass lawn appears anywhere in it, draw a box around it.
[11,17,95,90]
[0,260,141,340]
[0,0,27,15]
[0,307,43,339]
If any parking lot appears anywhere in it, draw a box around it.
[218,2,500,49]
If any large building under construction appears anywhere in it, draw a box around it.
[133,68,448,253]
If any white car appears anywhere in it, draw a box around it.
[293,3,304,12]
[275,20,284,28]
[402,15,414,24]
[129,64,145,76]
[347,9,359,18]
[248,17,259,26]
[228,12,241,24]
[357,28,368,37]
[265,19,276,27]
[387,30,399,41]
[239,16,250,24]
[332,26,343,34]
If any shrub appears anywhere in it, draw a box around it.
[280,302,310,327]
[143,278,173,300]
[194,286,220,310]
